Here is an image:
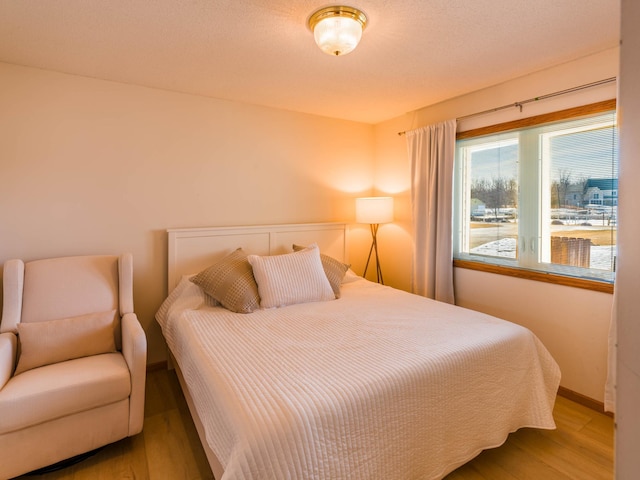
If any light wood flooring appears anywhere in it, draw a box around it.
[18,368,613,480]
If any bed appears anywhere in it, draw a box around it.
[156,222,561,480]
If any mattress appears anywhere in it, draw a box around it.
[156,275,560,480]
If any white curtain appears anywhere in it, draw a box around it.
[605,283,617,413]
[405,119,457,304]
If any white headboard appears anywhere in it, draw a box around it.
[167,223,348,290]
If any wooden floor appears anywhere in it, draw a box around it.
[18,368,613,480]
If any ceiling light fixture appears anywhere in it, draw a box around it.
[308,5,367,56]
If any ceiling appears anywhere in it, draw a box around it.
[0,1,620,124]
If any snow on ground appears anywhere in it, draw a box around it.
[470,238,614,270]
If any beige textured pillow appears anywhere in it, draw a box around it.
[15,310,117,375]
[190,248,260,314]
[248,244,335,309]
[293,244,350,298]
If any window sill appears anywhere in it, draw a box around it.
[453,259,614,294]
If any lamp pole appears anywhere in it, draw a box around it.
[363,223,384,284]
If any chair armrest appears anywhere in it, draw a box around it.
[1,259,24,334]
[121,312,147,436]
[0,332,17,390]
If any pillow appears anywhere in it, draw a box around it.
[341,268,363,284]
[15,310,117,375]
[190,248,260,314]
[292,244,350,298]
[248,244,335,309]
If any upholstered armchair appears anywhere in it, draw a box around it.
[0,254,147,479]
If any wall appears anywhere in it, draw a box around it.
[616,0,640,476]
[0,62,375,364]
[374,48,619,402]
[0,48,623,401]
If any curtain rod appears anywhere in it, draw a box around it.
[397,77,617,136]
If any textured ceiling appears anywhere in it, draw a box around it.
[0,0,620,124]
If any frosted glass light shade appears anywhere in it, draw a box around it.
[314,16,362,56]
[308,6,367,56]
[356,197,394,224]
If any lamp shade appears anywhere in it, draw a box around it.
[308,6,367,56]
[356,197,394,224]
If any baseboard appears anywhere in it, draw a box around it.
[558,386,613,417]
[146,361,168,372]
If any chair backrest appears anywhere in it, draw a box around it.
[21,255,119,325]
[1,254,134,348]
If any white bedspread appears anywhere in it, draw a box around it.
[157,277,560,480]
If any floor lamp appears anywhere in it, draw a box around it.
[356,197,394,284]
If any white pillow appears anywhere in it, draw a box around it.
[248,244,335,309]
[292,244,349,298]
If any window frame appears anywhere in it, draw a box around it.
[453,99,617,294]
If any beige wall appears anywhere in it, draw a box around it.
[0,62,375,364]
[0,47,622,401]
[374,48,619,402]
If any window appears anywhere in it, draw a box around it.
[453,102,618,285]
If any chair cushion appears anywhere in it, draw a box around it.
[0,353,130,434]
[20,255,119,325]
[15,310,117,375]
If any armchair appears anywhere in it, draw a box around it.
[0,254,147,479]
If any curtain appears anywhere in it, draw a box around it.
[605,283,617,413]
[405,119,457,304]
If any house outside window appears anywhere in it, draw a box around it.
[453,103,618,285]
